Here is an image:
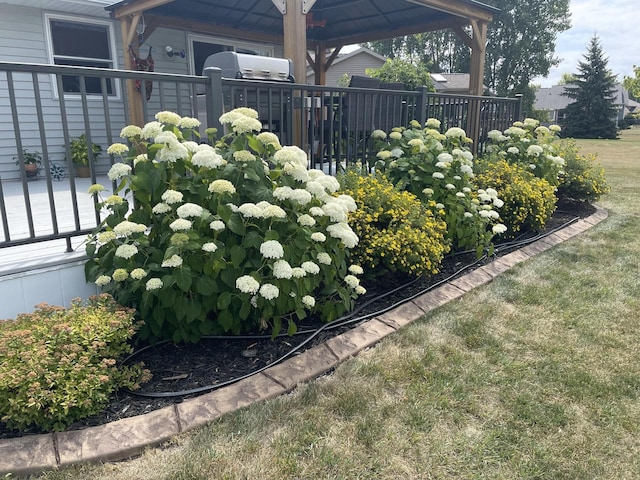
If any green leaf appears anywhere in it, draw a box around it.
[287,319,298,336]
[218,310,234,331]
[264,230,280,241]
[227,214,246,235]
[175,267,193,292]
[217,291,232,310]
[196,276,218,296]
[239,300,252,320]
[230,245,246,267]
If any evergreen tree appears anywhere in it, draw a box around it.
[561,35,619,139]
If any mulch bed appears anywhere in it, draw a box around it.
[0,200,595,440]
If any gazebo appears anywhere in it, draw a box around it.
[106,0,498,125]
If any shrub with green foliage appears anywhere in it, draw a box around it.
[338,169,450,276]
[484,118,565,186]
[366,58,434,91]
[371,121,506,256]
[85,109,364,343]
[0,295,149,432]
[554,139,610,203]
[475,159,557,237]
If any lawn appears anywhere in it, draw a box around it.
[32,129,640,480]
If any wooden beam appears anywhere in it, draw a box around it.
[315,44,326,85]
[125,13,141,47]
[145,14,283,45]
[405,0,493,22]
[326,44,342,69]
[468,19,487,96]
[283,0,307,84]
[113,0,174,19]
[450,22,472,49]
[120,16,144,126]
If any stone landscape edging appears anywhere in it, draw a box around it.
[0,206,609,477]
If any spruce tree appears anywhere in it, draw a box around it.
[561,35,619,139]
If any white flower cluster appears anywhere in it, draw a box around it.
[208,179,236,195]
[162,189,183,205]
[176,203,204,219]
[161,254,183,268]
[107,163,132,181]
[113,221,146,236]
[260,240,284,259]
[115,244,138,259]
[192,146,226,169]
[169,218,192,231]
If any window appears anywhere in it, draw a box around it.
[188,35,274,76]
[45,14,117,96]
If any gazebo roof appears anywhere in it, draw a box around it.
[105,0,499,49]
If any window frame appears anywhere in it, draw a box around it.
[187,33,275,76]
[44,12,121,100]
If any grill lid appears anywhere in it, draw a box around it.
[203,52,294,82]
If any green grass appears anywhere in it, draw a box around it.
[31,129,640,480]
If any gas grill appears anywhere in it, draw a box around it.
[198,52,295,134]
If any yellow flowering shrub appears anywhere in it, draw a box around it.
[554,139,610,203]
[339,170,450,276]
[475,159,557,237]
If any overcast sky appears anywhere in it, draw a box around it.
[530,0,638,87]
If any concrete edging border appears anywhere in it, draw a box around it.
[0,206,608,477]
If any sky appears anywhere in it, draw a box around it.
[533,0,640,87]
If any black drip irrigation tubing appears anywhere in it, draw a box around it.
[123,214,580,399]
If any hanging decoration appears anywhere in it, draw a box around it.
[129,46,154,101]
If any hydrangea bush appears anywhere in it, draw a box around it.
[338,168,450,276]
[484,118,565,187]
[371,120,507,256]
[85,109,363,343]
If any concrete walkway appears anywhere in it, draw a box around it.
[0,207,608,477]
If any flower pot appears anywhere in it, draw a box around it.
[24,163,39,179]
[75,165,91,178]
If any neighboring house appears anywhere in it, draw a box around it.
[306,46,386,86]
[534,84,637,125]
[0,0,284,180]
[431,73,485,95]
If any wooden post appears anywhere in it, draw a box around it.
[120,15,145,126]
[467,19,487,153]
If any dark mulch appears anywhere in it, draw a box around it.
[0,200,595,440]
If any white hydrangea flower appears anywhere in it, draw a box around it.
[290,189,313,205]
[156,111,182,125]
[161,254,183,268]
[156,142,189,163]
[176,203,204,219]
[182,141,200,153]
[297,214,316,227]
[527,145,544,156]
[107,163,132,181]
[208,179,236,195]
[95,275,111,286]
[487,129,502,140]
[505,126,526,137]
[291,267,306,278]
[233,150,257,162]
[179,116,201,129]
[262,204,287,219]
[169,219,192,231]
[120,125,142,139]
[389,131,402,140]
[315,175,340,193]
[236,275,260,294]
[535,126,550,136]
[326,222,359,248]
[202,242,218,253]
[88,183,105,194]
[432,172,445,179]
[232,116,262,134]
[256,131,281,149]
[460,164,474,176]
[422,188,434,196]
[113,221,146,236]
[192,148,225,169]
[105,195,124,206]
[344,274,360,288]
[492,224,507,234]
[146,278,163,291]
[317,252,332,265]
[273,186,293,201]
[309,206,326,217]
[161,189,183,205]
[302,295,316,308]
[112,268,129,282]
[371,129,387,140]
[115,244,138,259]
[464,212,474,218]
[425,118,441,129]
[310,232,326,242]
[152,203,172,214]
[155,131,180,145]
[322,202,348,223]
[355,285,367,295]
[273,259,293,279]
[479,210,492,218]
[524,118,539,128]
[453,175,461,181]
[260,240,284,259]
[259,283,279,300]
[130,268,147,280]
[377,150,392,160]
[445,127,466,139]
[97,231,116,243]
[141,121,164,139]
[107,143,129,155]
[238,203,263,218]
[273,146,308,168]
[549,124,562,132]
[456,192,465,198]
[134,154,148,166]
[301,261,320,275]
[348,265,364,275]
[493,198,505,208]
[445,183,456,190]
[283,162,310,182]
[210,220,225,231]
[507,147,520,155]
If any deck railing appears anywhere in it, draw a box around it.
[0,61,522,254]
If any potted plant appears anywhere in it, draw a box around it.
[69,134,102,178]
[13,149,42,179]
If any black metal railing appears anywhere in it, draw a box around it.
[0,61,522,254]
